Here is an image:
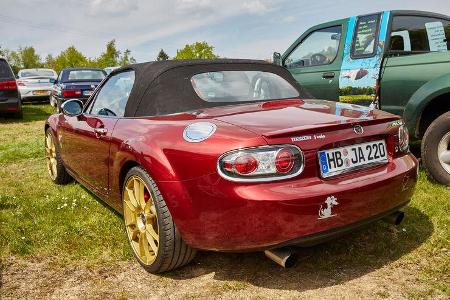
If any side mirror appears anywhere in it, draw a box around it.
[273,52,282,66]
[61,99,83,117]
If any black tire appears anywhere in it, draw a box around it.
[56,99,62,113]
[45,128,72,184]
[123,167,196,273]
[50,95,57,107]
[13,109,23,119]
[421,111,450,186]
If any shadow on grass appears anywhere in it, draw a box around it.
[164,206,432,292]
[0,104,55,124]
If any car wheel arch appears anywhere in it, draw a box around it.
[416,92,450,139]
[118,160,141,194]
[403,74,450,139]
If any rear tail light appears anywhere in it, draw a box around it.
[218,145,304,182]
[398,124,409,152]
[0,80,17,91]
[62,89,82,98]
[16,80,26,87]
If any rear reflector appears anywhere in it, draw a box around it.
[62,89,82,98]
[0,80,17,91]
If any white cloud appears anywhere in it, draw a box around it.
[241,0,271,15]
[282,15,296,23]
[87,0,138,16]
[175,0,213,14]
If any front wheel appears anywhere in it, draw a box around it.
[122,167,196,273]
[45,128,72,184]
[421,111,450,186]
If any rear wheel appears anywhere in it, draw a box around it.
[421,111,450,186]
[45,128,72,184]
[50,96,57,107]
[122,167,196,273]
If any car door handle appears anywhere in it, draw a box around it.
[322,72,335,79]
[94,128,107,136]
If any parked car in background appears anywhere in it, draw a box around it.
[274,10,450,185]
[17,68,57,102]
[50,68,106,111]
[104,66,120,74]
[45,60,417,273]
[0,58,22,118]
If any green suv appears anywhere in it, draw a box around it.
[275,10,450,185]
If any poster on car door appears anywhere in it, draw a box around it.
[338,11,390,106]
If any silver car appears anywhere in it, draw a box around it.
[17,68,57,102]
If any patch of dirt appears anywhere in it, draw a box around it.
[1,253,447,300]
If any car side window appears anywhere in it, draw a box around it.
[284,26,342,68]
[89,71,135,117]
[390,16,450,53]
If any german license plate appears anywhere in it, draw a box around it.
[318,140,388,178]
[33,90,50,95]
[83,90,93,96]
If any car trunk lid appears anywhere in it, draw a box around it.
[207,99,399,142]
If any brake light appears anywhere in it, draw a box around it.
[218,145,304,182]
[233,154,259,175]
[275,148,295,173]
[62,89,82,98]
[16,80,26,87]
[0,80,17,91]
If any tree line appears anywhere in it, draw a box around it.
[0,40,219,74]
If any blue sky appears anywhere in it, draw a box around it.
[0,0,449,62]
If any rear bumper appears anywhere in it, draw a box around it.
[0,97,20,113]
[158,153,418,251]
[19,88,52,100]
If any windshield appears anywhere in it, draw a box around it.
[67,70,105,81]
[19,69,56,78]
[191,71,299,102]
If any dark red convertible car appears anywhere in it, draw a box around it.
[45,59,418,272]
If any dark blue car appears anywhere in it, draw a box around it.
[51,68,106,111]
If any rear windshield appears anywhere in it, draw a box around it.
[191,71,299,102]
[0,60,14,79]
[19,69,56,78]
[67,70,105,81]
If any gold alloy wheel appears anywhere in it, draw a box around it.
[123,176,159,265]
[45,133,57,180]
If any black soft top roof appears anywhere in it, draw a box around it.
[110,59,312,117]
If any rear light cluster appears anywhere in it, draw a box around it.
[218,145,304,182]
[0,80,17,91]
[62,89,82,98]
[16,80,26,87]
[398,124,409,152]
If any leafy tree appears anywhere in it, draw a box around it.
[96,39,120,68]
[20,46,41,69]
[119,49,136,66]
[173,41,218,60]
[157,49,169,61]
[52,46,89,72]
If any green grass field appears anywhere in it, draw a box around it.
[0,104,449,298]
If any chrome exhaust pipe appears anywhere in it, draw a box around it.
[383,211,404,225]
[264,247,297,268]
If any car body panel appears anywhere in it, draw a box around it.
[0,58,21,115]
[52,68,106,107]
[45,60,418,251]
[281,10,450,139]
